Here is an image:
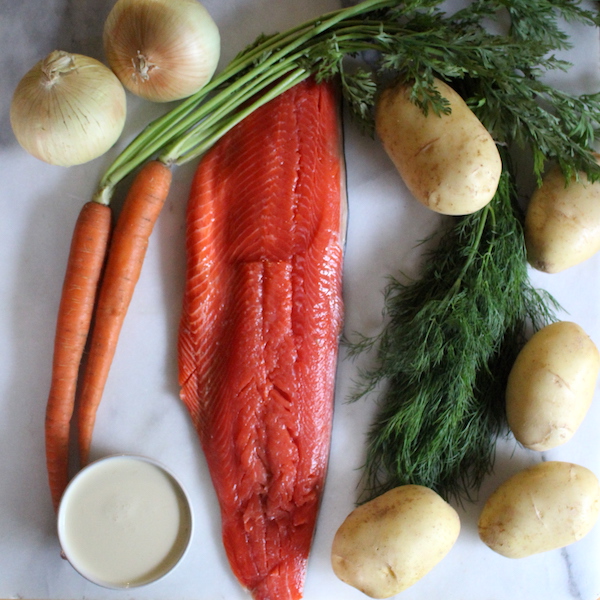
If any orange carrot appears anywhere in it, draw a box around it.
[45,200,112,512]
[77,160,172,465]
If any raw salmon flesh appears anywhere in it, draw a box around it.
[178,78,346,600]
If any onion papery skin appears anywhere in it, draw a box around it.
[10,51,127,167]
[103,0,221,103]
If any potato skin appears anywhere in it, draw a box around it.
[375,78,501,215]
[331,485,460,598]
[506,321,599,451]
[525,157,600,273]
[478,461,600,558]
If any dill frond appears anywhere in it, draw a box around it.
[351,166,560,502]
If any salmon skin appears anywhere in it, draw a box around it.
[178,77,346,600]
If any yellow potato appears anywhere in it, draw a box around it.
[375,78,502,215]
[331,485,460,598]
[478,461,600,558]
[506,321,599,451]
[525,157,600,273]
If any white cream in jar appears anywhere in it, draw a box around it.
[57,455,193,588]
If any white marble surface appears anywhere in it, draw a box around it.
[0,1,599,599]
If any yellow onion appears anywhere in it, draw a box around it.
[10,51,127,167]
[103,0,221,103]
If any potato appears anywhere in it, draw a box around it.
[478,461,600,558]
[525,157,600,273]
[506,321,599,451]
[331,485,460,598]
[375,78,502,215]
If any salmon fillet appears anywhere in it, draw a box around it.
[178,78,346,600]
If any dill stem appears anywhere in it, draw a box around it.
[449,203,491,296]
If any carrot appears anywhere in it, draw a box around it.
[77,160,172,465]
[45,200,112,512]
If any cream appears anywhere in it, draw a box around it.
[58,455,192,588]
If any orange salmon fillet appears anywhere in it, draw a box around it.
[178,78,346,600]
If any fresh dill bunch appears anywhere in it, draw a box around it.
[349,164,559,502]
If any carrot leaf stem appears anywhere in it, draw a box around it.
[95,0,398,197]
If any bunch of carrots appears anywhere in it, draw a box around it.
[45,161,172,511]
